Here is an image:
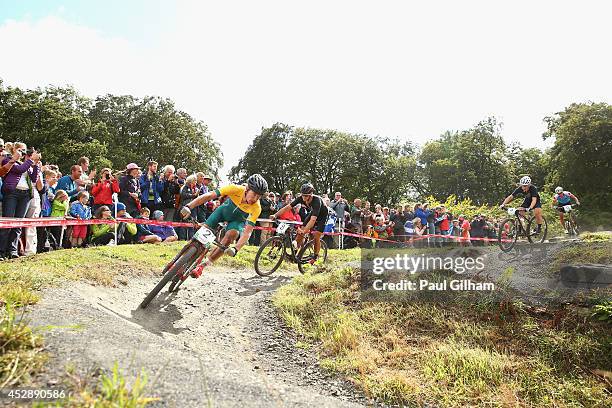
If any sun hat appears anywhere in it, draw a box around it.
[126,163,141,170]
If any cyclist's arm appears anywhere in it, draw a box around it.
[186,190,218,210]
[234,223,254,251]
[501,194,514,207]
[272,204,292,219]
[302,215,317,233]
[570,193,581,205]
[551,197,558,208]
[527,196,537,210]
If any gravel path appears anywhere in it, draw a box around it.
[26,268,372,407]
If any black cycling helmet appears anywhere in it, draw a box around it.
[300,182,315,194]
[247,174,268,194]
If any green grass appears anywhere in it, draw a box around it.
[549,241,612,274]
[0,303,47,388]
[273,266,612,407]
[36,362,157,407]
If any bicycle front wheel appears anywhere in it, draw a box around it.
[297,238,328,274]
[527,216,548,243]
[498,218,519,252]
[254,236,286,276]
[139,244,199,308]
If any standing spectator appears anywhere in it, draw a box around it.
[118,163,142,217]
[149,210,178,242]
[69,191,92,247]
[361,201,374,242]
[331,192,350,226]
[140,161,163,213]
[253,191,274,246]
[279,191,293,211]
[390,205,408,244]
[91,168,120,213]
[55,165,84,200]
[331,192,350,247]
[438,206,451,247]
[76,156,96,191]
[459,215,471,246]
[159,165,179,222]
[426,204,436,247]
[0,143,41,259]
[414,203,427,226]
[49,190,69,249]
[172,167,188,213]
[194,173,213,222]
[23,163,45,255]
[350,199,364,235]
[178,174,199,240]
[90,206,115,246]
[470,214,486,246]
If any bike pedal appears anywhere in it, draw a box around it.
[191,264,205,279]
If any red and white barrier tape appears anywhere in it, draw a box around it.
[1,217,510,244]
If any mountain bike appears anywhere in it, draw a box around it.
[139,217,227,309]
[559,204,579,236]
[254,219,328,276]
[498,206,548,252]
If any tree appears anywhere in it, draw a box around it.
[89,94,222,174]
[544,102,612,209]
[230,124,417,204]
[416,118,512,205]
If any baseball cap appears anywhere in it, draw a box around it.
[126,163,141,170]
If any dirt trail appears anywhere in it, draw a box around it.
[27,268,371,407]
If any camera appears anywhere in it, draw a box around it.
[26,147,35,156]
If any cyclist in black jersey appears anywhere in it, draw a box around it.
[271,182,328,262]
[500,176,544,232]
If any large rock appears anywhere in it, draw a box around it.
[559,264,612,288]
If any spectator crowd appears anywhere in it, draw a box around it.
[0,139,502,260]
[0,140,219,260]
[251,190,501,250]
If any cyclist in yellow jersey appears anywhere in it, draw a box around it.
[180,174,267,270]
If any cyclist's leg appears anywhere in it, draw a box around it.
[209,228,239,262]
[534,207,543,226]
[558,208,565,227]
[312,231,322,255]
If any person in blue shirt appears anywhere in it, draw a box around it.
[56,165,84,199]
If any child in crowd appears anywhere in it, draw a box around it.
[69,191,92,247]
[49,189,70,248]
[114,202,138,244]
[90,206,116,245]
[148,210,178,242]
[135,207,162,243]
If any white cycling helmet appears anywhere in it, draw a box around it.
[519,176,531,186]
[555,186,563,194]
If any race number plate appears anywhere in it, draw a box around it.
[507,208,517,215]
[193,227,216,246]
[563,205,572,212]
[276,223,289,234]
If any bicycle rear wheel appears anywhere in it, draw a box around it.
[139,244,199,308]
[498,218,519,252]
[527,216,548,243]
[254,236,285,276]
[297,238,328,274]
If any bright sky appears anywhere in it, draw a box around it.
[1,0,610,178]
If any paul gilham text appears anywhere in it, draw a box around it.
[372,279,495,291]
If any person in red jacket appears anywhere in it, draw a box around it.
[91,168,120,213]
